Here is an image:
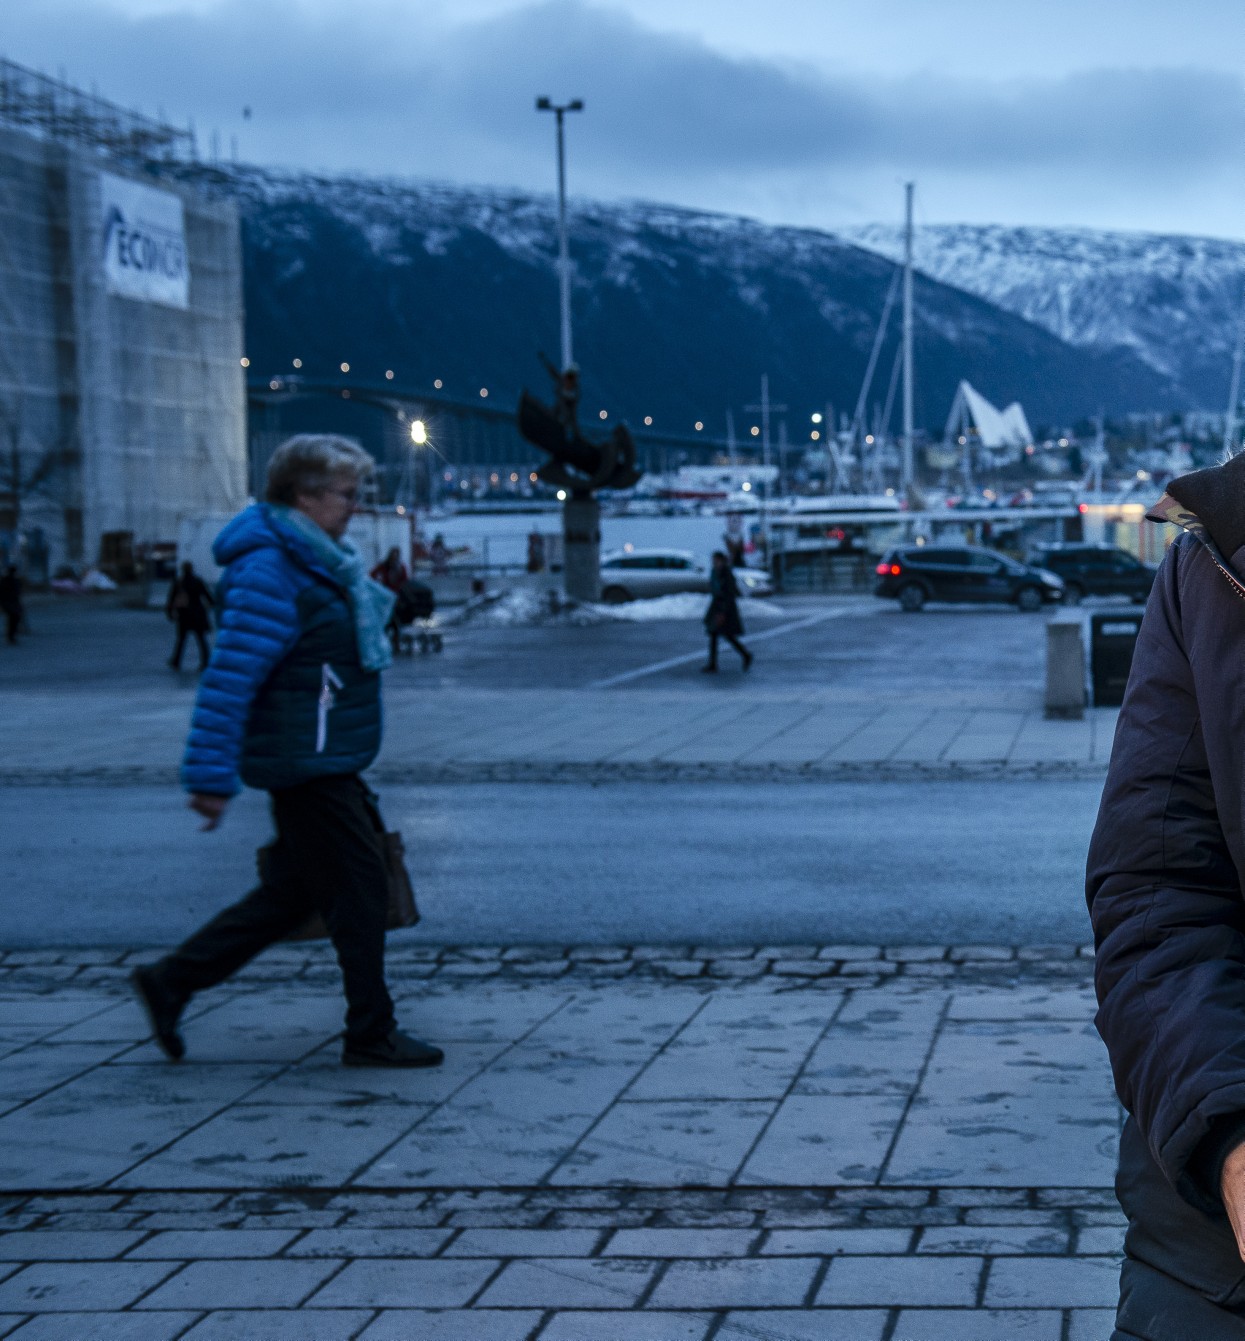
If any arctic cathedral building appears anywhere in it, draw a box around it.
[0,58,246,579]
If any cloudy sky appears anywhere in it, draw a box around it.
[4,0,1245,237]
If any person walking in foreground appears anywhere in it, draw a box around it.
[702,551,752,673]
[0,565,22,645]
[132,434,443,1070]
[165,561,214,671]
[1088,452,1245,1339]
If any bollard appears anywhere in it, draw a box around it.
[1045,616,1085,720]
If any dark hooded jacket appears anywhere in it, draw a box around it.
[1088,452,1245,1335]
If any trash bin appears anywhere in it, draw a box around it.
[1090,611,1143,707]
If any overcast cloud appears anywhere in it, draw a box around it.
[2,0,1245,236]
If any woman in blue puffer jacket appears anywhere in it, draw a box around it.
[131,434,443,1069]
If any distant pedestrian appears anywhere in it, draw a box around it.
[370,547,408,594]
[166,561,214,671]
[702,551,752,673]
[430,534,449,576]
[131,434,443,1070]
[527,530,546,573]
[0,566,22,645]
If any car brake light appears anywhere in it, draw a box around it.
[876,562,889,575]
[890,564,901,576]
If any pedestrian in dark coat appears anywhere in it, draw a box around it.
[166,562,214,670]
[702,551,752,673]
[1088,451,1245,1339]
[131,434,443,1071]
[0,566,22,645]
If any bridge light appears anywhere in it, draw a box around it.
[556,488,568,501]
[385,369,394,380]
[340,362,350,373]
[694,421,703,431]
[599,410,608,420]
[811,413,823,424]
[750,426,760,437]
[530,471,539,482]
[434,379,443,389]
[810,430,820,441]
[644,416,653,426]
[292,358,302,369]
[410,419,427,445]
[240,357,249,368]
[479,387,488,398]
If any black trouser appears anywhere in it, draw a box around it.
[171,622,210,669]
[3,607,18,644]
[708,632,748,666]
[156,774,396,1046]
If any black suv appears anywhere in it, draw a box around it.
[874,545,1064,612]
[1028,544,1155,605]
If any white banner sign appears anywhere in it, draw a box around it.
[100,173,189,309]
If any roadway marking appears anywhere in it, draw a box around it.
[590,603,879,688]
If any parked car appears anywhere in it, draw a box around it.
[598,548,773,603]
[873,544,1064,612]
[1027,543,1156,605]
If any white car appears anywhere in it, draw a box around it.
[598,548,773,603]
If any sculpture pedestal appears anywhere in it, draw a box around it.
[562,493,601,603]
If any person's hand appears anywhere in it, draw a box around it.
[1222,1142,1245,1261]
[189,793,229,831]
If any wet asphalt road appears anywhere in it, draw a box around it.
[0,778,1100,948]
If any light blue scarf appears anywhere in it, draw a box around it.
[272,505,395,672]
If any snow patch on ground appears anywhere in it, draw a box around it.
[465,589,785,626]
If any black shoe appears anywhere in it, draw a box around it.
[131,966,186,1061]
[342,1028,444,1069]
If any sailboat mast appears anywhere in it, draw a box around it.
[901,182,915,495]
[1225,298,1245,459]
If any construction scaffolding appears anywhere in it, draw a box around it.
[0,58,244,580]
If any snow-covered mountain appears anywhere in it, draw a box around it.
[842,223,1245,409]
[166,164,1178,431]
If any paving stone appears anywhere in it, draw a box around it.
[761,1228,913,1255]
[604,1229,758,1257]
[831,1189,931,1208]
[817,947,882,961]
[658,1209,757,1229]
[479,1257,656,1308]
[885,947,949,962]
[2,1314,197,1340]
[446,1210,552,1229]
[817,1255,983,1307]
[569,948,631,962]
[1036,1189,1118,1208]
[693,947,755,960]
[649,1256,820,1308]
[839,961,898,976]
[126,1228,300,1258]
[985,1256,1121,1307]
[240,1212,344,1230]
[1076,1227,1126,1255]
[435,961,501,977]
[771,961,835,977]
[934,1189,1033,1208]
[137,1259,341,1310]
[33,1212,145,1231]
[643,962,705,978]
[505,961,571,977]
[738,1092,907,1185]
[964,1209,1068,1227]
[1071,1209,1128,1227]
[551,1210,653,1230]
[286,1228,452,1258]
[918,1225,1070,1254]
[0,1230,146,1260]
[310,1258,500,1308]
[707,960,769,978]
[890,1309,1062,1339]
[0,1261,177,1311]
[903,963,957,977]
[719,1311,889,1340]
[629,947,690,962]
[949,946,1016,961]
[445,1229,601,1258]
[759,1209,862,1229]
[178,1311,370,1340]
[758,946,819,960]
[356,1312,543,1341]
[863,1208,960,1228]
[1068,1308,1119,1340]
[539,1312,713,1340]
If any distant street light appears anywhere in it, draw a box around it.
[410,419,427,445]
[536,96,584,371]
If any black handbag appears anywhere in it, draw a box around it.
[259,819,420,943]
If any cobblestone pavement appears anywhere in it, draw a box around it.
[0,946,1122,1338]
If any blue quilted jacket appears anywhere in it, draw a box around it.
[181,505,382,796]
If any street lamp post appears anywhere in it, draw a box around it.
[536,97,583,373]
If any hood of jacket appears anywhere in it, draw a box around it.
[1149,453,1245,595]
[212,503,332,581]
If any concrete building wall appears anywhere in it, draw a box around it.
[0,124,246,577]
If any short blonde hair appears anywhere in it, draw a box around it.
[264,434,373,505]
